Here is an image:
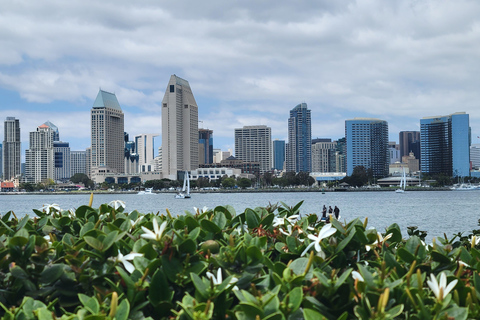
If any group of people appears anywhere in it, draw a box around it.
[321,205,340,221]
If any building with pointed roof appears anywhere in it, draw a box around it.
[162,75,199,179]
[90,90,125,177]
[42,121,59,141]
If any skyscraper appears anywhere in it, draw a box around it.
[3,117,21,181]
[234,125,272,173]
[311,139,337,172]
[345,118,389,177]
[135,133,158,172]
[399,131,421,160]
[71,151,87,176]
[43,120,60,141]
[25,124,55,183]
[199,129,213,165]
[420,112,470,177]
[54,141,71,182]
[287,103,311,173]
[90,90,125,174]
[272,139,286,171]
[162,75,199,179]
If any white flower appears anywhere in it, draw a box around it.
[129,216,144,230]
[68,209,76,218]
[206,268,238,290]
[470,235,480,248]
[141,219,167,241]
[366,232,393,252]
[279,225,305,242]
[194,206,209,214]
[352,271,364,282]
[426,272,458,301]
[235,224,248,234]
[301,223,336,256]
[114,251,143,274]
[273,215,300,227]
[108,200,126,210]
[41,203,61,213]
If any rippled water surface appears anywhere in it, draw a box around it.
[1,191,478,241]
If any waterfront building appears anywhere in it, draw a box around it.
[420,112,470,177]
[124,133,139,174]
[70,151,87,176]
[388,142,401,164]
[162,75,199,180]
[54,141,71,182]
[471,144,480,170]
[286,103,311,173]
[311,139,337,173]
[3,117,21,181]
[335,137,346,173]
[43,120,60,141]
[345,118,389,177]
[399,131,421,160]
[234,125,272,174]
[154,146,162,172]
[25,123,55,183]
[190,167,242,180]
[0,144,2,179]
[135,133,158,172]
[90,90,125,175]
[199,129,213,165]
[273,139,286,171]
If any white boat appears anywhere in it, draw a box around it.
[395,168,406,193]
[175,171,191,199]
[138,187,154,195]
[450,183,479,191]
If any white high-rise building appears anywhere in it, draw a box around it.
[234,125,272,173]
[25,124,55,183]
[311,139,337,173]
[90,90,125,174]
[71,151,87,176]
[135,133,158,172]
[3,117,21,181]
[162,75,198,179]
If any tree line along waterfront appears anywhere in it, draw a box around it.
[11,167,477,193]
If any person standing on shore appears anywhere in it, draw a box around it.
[322,205,327,219]
[334,206,340,219]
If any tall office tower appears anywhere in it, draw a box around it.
[54,141,71,182]
[3,117,21,181]
[154,146,163,172]
[273,139,286,171]
[286,103,311,173]
[162,75,199,179]
[311,139,337,172]
[85,148,91,178]
[199,129,213,165]
[90,90,125,174]
[420,112,470,177]
[43,120,60,141]
[25,124,55,183]
[71,151,87,176]
[234,125,272,173]
[0,143,2,178]
[345,118,389,177]
[399,131,421,160]
[335,137,346,173]
[135,133,158,171]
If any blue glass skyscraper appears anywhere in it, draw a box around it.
[273,139,285,170]
[287,103,311,172]
[420,112,470,177]
[345,118,389,177]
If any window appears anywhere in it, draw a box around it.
[170,85,175,92]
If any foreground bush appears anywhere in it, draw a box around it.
[0,197,479,319]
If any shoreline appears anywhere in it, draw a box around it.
[0,186,453,195]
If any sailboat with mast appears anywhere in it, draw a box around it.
[175,171,191,199]
[395,168,407,193]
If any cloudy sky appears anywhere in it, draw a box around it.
[2,0,480,155]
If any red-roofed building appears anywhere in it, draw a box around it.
[1,181,15,192]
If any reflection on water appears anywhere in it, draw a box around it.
[1,191,478,242]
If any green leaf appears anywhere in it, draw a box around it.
[397,247,416,263]
[246,246,263,264]
[78,293,100,314]
[245,209,260,229]
[200,219,221,234]
[80,222,95,238]
[431,250,452,264]
[10,266,29,280]
[115,299,130,320]
[40,264,65,284]
[84,236,104,251]
[303,308,326,320]
[179,238,197,254]
[260,214,275,228]
[212,212,227,229]
[336,228,355,252]
[190,273,209,299]
[149,269,173,305]
[286,286,303,313]
[101,231,119,252]
[237,302,263,319]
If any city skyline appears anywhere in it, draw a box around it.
[2,1,480,153]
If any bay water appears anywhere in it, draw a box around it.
[1,191,478,242]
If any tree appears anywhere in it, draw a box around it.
[237,178,252,189]
[196,177,211,189]
[222,177,236,189]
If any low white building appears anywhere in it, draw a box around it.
[190,167,241,180]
